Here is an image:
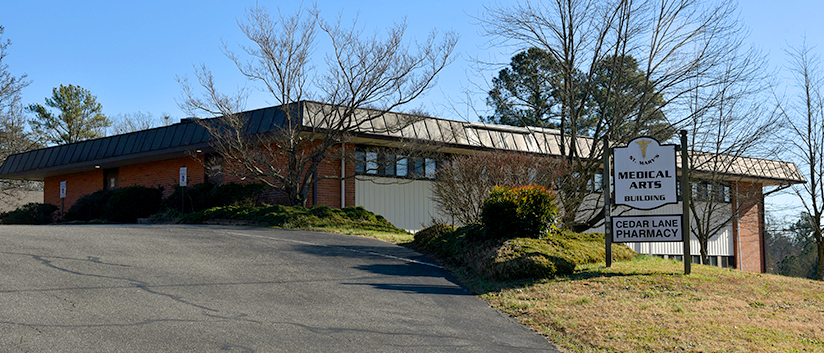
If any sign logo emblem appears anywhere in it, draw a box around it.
[613,137,677,210]
[636,139,651,158]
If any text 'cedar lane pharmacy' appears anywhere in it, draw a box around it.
[612,215,683,243]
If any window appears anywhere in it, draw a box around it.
[355,150,366,174]
[384,154,396,176]
[692,181,731,203]
[396,157,408,177]
[425,158,437,179]
[366,151,378,175]
[103,168,118,190]
[353,146,441,180]
[720,256,736,269]
[205,154,223,184]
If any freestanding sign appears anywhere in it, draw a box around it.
[59,181,66,199]
[179,167,188,187]
[613,137,677,210]
[604,134,690,274]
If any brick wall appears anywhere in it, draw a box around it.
[45,169,105,213]
[734,181,765,273]
[43,145,357,213]
[119,156,205,199]
[44,156,205,211]
[306,151,356,208]
[219,143,356,208]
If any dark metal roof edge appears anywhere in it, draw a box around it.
[0,141,214,181]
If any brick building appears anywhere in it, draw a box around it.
[0,101,804,273]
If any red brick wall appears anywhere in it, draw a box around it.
[219,143,356,208]
[42,144,357,212]
[45,169,105,213]
[44,156,205,211]
[119,156,205,198]
[734,181,765,273]
[306,150,356,208]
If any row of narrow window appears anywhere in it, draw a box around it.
[354,146,732,204]
[354,149,440,180]
[589,174,732,204]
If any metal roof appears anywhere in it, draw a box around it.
[0,106,289,180]
[0,101,806,186]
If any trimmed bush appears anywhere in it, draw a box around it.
[163,182,266,213]
[66,186,163,223]
[182,204,405,233]
[104,186,163,223]
[481,185,559,240]
[412,225,638,281]
[0,203,58,224]
[65,189,111,221]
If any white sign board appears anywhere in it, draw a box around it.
[613,137,677,210]
[59,180,67,199]
[179,167,188,187]
[612,215,682,243]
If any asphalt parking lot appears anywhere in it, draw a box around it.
[0,224,559,352]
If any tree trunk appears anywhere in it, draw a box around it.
[700,239,709,265]
[818,241,824,281]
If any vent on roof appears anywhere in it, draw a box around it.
[178,117,200,124]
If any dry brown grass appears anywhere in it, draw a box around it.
[478,256,824,352]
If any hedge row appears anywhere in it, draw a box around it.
[0,182,267,224]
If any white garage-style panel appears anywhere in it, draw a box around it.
[355,176,443,232]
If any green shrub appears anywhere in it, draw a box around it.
[65,189,112,221]
[181,204,405,233]
[414,223,456,246]
[104,186,163,223]
[412,225,638,281]
[489,237,576,279]
[66,186,163,223]
[163,182,266,213]
[481,185,559,240]
[0,203,58,224]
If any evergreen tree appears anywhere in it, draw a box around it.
[28,84,110,145]
[485,48,670,140]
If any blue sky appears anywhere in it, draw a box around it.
[2,1,821,120]
[2,0,821,218]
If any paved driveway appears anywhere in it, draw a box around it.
[0,225,558,352]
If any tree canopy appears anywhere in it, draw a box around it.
[28,84,110,145]
[484,48,670,141]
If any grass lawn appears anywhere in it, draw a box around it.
[303,226,414,244]
[474,256,824,352]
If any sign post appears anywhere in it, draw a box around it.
[680,130,691,275]
[603,135,612,268]
[180,167,187,213]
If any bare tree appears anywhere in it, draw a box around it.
[0,26,40,204]
[432,150,568,225]
[178,5,457,206]
[109,111,172,135]
[479,0,770,234]
[656,5,794,264]
[777,42,824,280]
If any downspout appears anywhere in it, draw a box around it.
[341,143,346,208]
[734,183,742,271]
[760,194,767,273]
[312,169,318,206]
